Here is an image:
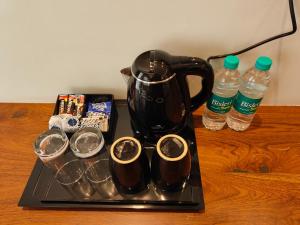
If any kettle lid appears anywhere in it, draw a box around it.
[131,50,174,83]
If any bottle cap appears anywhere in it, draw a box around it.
[224,55,239,70]
[255,56,272,71]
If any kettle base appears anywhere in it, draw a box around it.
[130,120,187,144]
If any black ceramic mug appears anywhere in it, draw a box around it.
[109,137,150,194]
[151,134,191,192]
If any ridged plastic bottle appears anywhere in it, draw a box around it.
[226,56,272,131]
[202,55,240,130]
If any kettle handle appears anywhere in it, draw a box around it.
[172,57,214,112]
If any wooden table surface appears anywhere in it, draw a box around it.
[0,104,299,225]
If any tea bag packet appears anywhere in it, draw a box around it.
[49,94,85,133]
[80,101,111,132]
[86,102,112,117]
[66,95,76,115]
[64,94,85,117]
[75,95,85,117]
[61,115,80,132]
[49,115,63,130]
[49,114,80,132]
[80,116,109,132]
[58,95,68,114]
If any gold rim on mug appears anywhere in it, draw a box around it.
[110,136,142,164]
[156,134,188,162]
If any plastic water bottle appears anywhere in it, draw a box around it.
[226,56,272,131]
[202,55,240,130]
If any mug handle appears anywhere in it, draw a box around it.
[172,57,214,112]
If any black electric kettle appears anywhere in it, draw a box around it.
[121,50,214,141]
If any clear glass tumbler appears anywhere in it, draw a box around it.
[70,127,105,168]
[34,129,69,171]
[85,159,117,198]
[55,159,95,199]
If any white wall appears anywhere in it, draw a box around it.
[0,0,299,104]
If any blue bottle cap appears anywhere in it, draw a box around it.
[224,55,240,70]
[255,56,272,71]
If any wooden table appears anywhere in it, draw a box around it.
[0,104,299,225]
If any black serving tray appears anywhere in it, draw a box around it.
[19,99,205,211]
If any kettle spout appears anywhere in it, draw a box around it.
[120,67,132,77]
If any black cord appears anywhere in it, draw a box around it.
[207,0,297,63]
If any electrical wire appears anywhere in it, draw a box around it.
[207,0,297,63]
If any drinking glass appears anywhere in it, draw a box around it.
[34,129,69,171]
[70,127,105,168]
[55,159,95,199]
[85,159,117,198]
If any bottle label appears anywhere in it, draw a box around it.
[233,91,262,115]
[206,93,235,114]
